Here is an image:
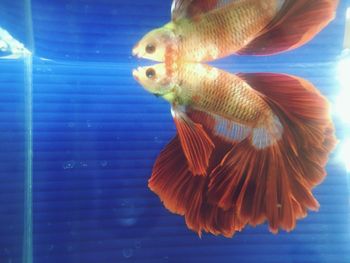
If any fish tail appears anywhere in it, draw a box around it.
[238,0,339,55]
[207,73,337,233]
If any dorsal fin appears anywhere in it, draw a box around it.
[238,0,339,55]
[171,0,241,21]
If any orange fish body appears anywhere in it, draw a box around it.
[171,63,273,127]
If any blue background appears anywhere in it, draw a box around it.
[0,0,350,262]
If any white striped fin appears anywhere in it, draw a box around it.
[212,112,283,149]
[276,0,286,12]
[252,114,283,149]
[212,114,252,142]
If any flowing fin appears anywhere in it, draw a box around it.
[148,136,194,215]
[171,0,214,21]
[238,0,339,55]
[171,0,240,21]
[207,73,337,233]
[172,106,214,176]
[148,135,245,237]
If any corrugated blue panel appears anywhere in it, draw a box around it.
[1,0,350,263]
[0,59,27,263]
[31,0,170,62]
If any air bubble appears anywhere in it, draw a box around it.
[122,248,133,258]
[134,240,142,249]
[116,200,139,227]
[63,161,75,170]
[79,161,88,168]
[100,160,108,167]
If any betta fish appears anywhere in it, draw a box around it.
[132,63,336,236]
[132,0,339,63]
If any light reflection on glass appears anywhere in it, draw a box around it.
[0,27,31,59]
[336,7,350,171]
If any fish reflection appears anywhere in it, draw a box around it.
[133,0,338,63]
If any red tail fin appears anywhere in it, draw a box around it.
[207,73,337,233]
[238,0,339,55]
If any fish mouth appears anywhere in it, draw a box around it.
[132,47,139,57]
[132,43,144,58]
[132,67,141,82]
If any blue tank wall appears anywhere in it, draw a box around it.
[0,59,28,263]
[0,0,350,263]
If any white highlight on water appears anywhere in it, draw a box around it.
[336,48,350,172]
[0,27,31,58]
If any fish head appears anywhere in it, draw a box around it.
[132,26,176,62]
[132,63,176,101]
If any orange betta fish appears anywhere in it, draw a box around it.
[133,0,339,63]
[133,63,337,236]
[132,0,339,237]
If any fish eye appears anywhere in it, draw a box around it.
[145,44,156,54]
[146,68,156,79]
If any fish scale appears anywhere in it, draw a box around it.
[176,64,270,125]
[176,0,279,62]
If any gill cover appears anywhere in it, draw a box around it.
[132,63,175,98]
[132,25,177,62]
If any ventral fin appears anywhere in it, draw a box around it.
[238,0,339,55]
[171,0,240,21]
[172,106,214,176]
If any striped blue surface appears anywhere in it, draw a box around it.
[0,59,27,263]
[1,0,350,263]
